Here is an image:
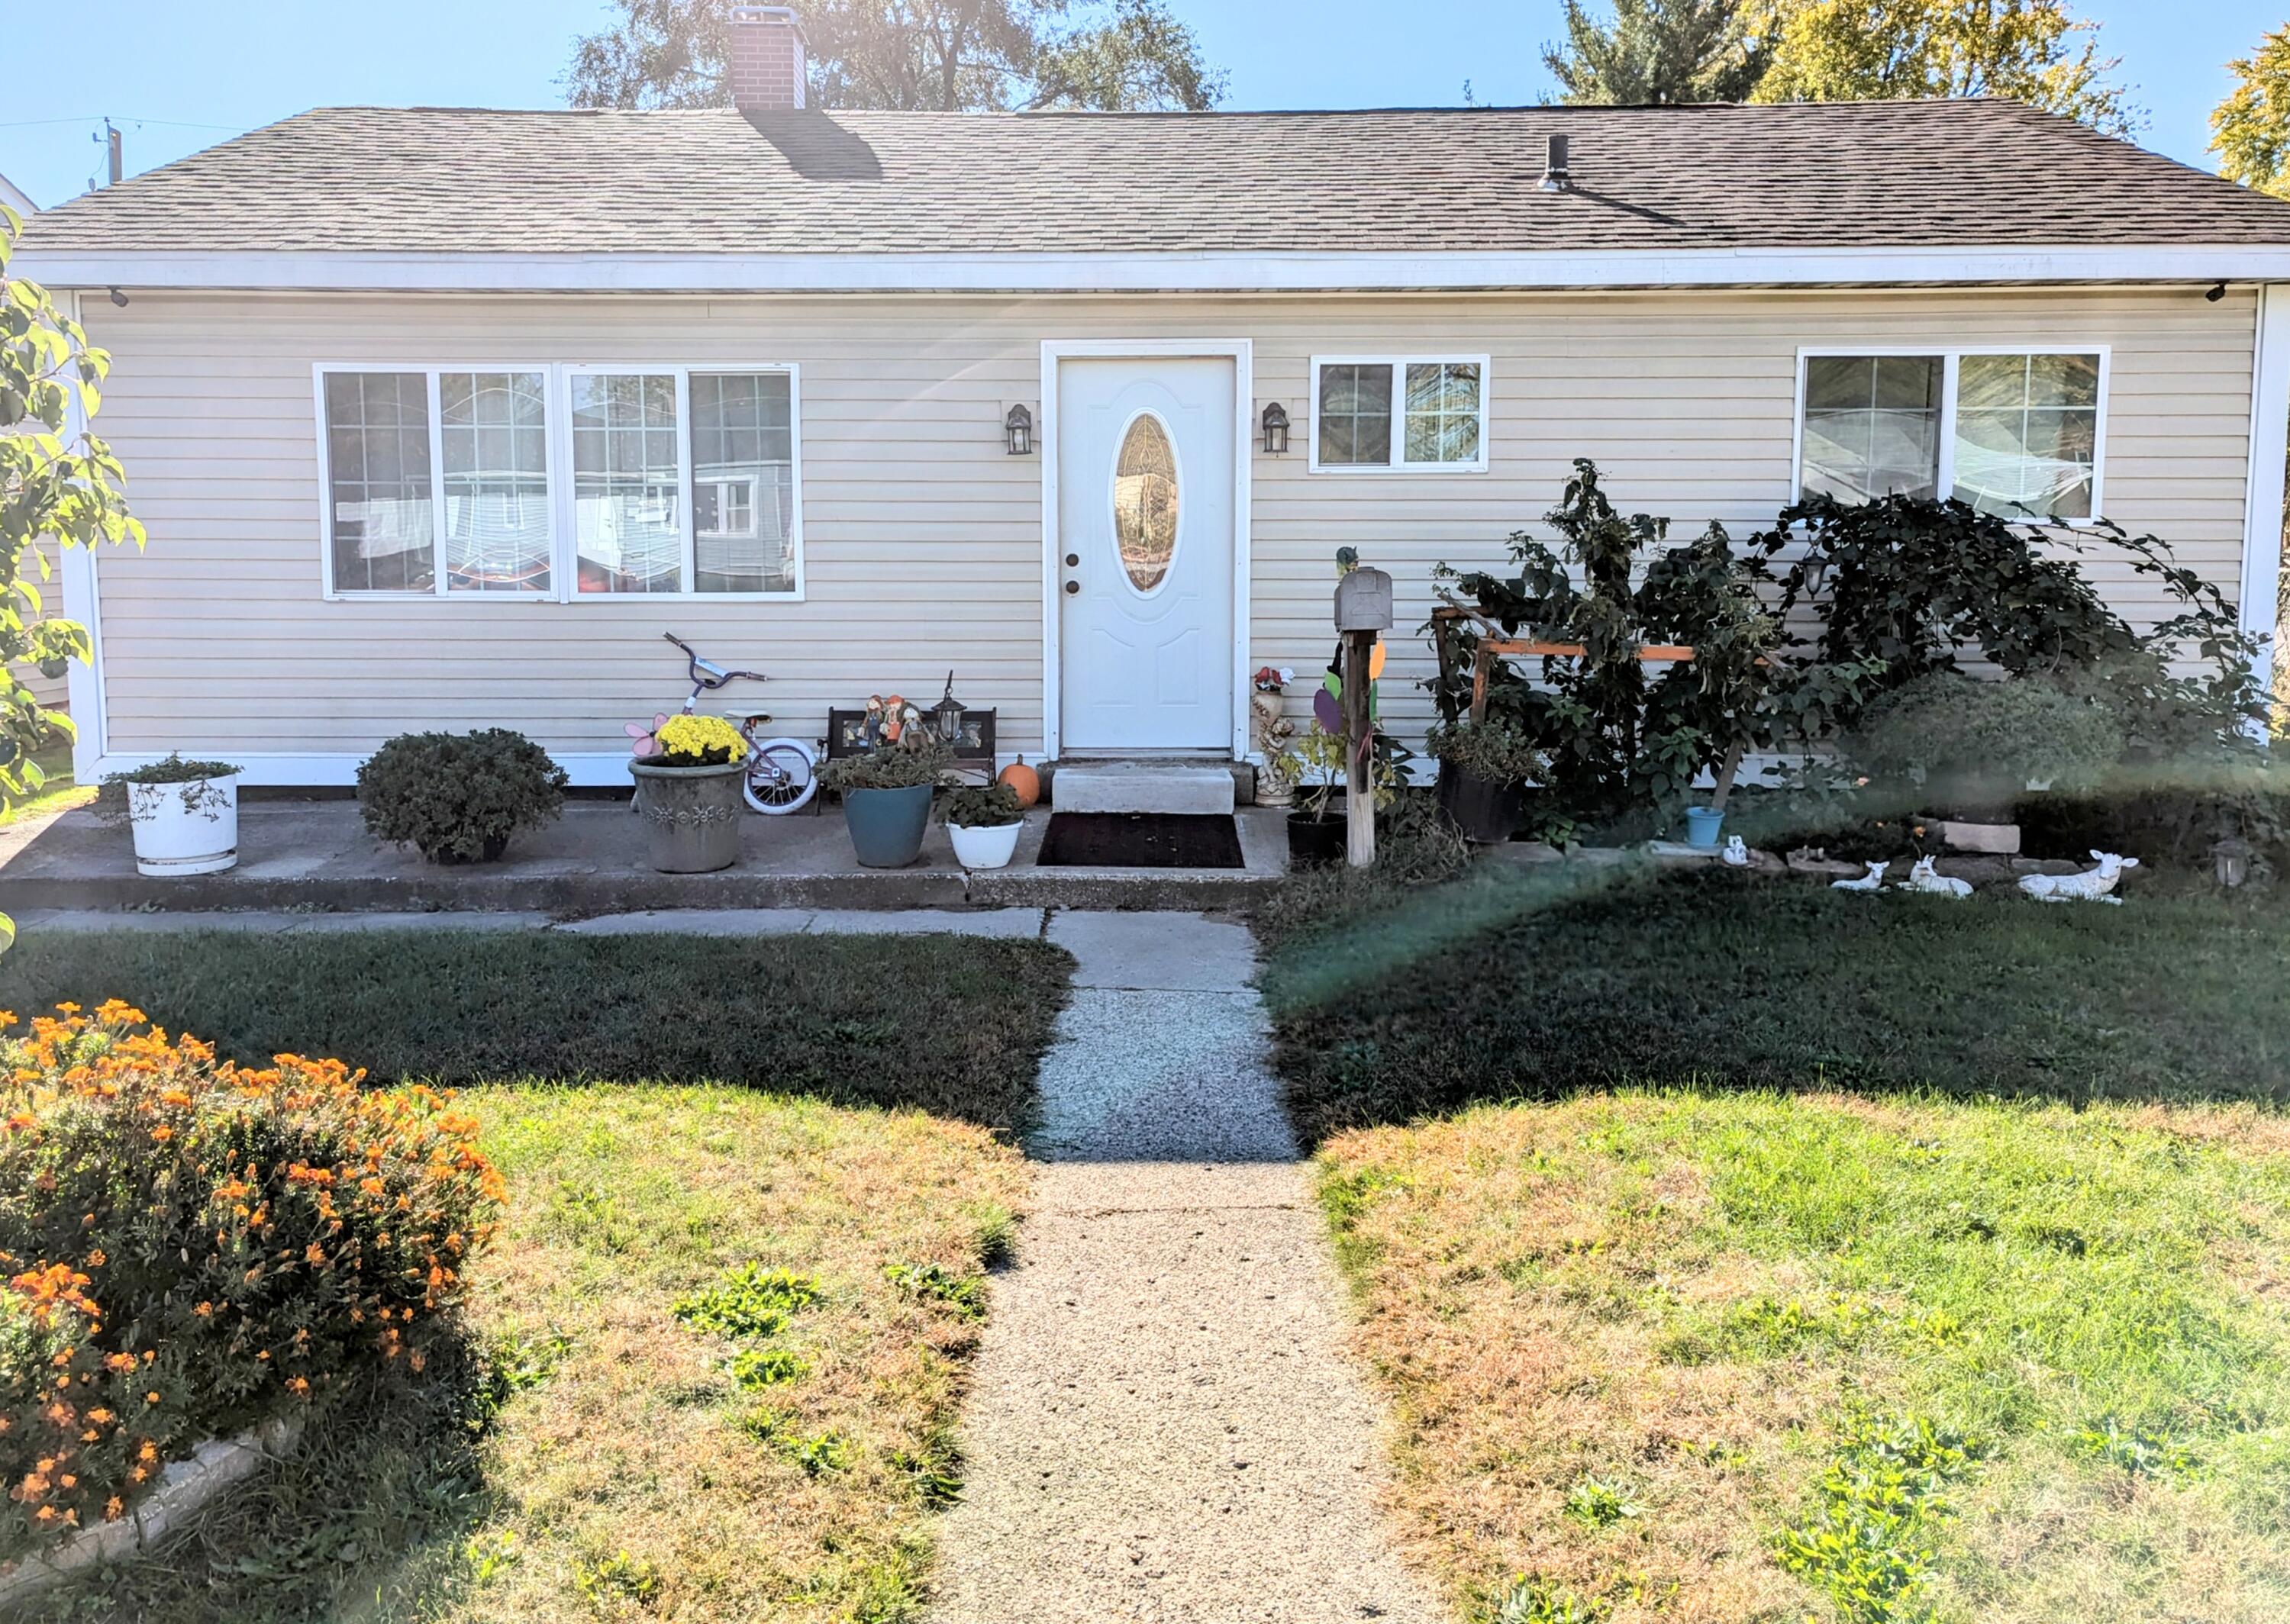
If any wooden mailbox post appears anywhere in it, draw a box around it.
[1334,566,1394,868]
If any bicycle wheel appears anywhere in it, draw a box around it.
[743,736,819,815]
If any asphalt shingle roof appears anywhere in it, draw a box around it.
[21,100,2290,257]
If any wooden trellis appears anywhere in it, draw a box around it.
[1430,604,1699,723]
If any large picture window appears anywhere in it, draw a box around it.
[1311,356,1488,472]
[1796,349,2106,522]
[317,363,805,600]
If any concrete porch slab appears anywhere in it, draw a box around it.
[1048,762,1235,815]
[0,798,1285,917]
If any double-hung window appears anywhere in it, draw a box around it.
[1797,349,2106,521]
[1310,356,1489,472]
[318,363,803,598]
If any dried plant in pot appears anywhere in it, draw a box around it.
[1427,718,1546,844]
[819,740,953,869]
[95,754,244,877]
[940,781,1027,870]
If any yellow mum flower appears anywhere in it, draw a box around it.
[653,714,747,765]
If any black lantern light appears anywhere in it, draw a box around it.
[1005,404,1034,456]
[1261,401,1290,456]
[931,672,969,746]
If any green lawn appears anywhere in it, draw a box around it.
[24,1084,1029,1624]
[1319,1091,2290,1624]
[0,929,1071,1133]
[1264,865,2290,1146]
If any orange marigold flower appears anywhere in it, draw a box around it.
[145,1391,161,1404]
[105,1496,123,1521]
[103,1354,137,1374]
[150,1126,175,1142]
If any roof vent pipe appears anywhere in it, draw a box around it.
[1540,132,1572,192]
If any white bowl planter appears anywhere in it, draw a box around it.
[127,773,240,876]
[947,819,1023,870]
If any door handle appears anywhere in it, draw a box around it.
[1063,580,1080,595]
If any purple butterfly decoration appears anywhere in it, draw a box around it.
[626,712,672,757]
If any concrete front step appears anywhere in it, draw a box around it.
[1047,762,1239,815]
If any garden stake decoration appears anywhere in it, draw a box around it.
[1334,551,1395,868]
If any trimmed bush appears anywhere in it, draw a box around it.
[356,728,568,863]
[1845,672,2124,817]
[0,1002,501,1554]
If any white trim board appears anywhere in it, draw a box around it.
[1038,339,1254,764]
[2242,285,2290,722]
[23,246,2290,295]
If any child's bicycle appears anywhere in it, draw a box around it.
[634,633,818,814]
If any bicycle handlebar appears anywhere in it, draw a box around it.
[663,630,769,691]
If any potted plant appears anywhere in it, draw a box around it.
[1276,725,1407,868]
[1846,673,2123,855]
[1427,717,1545,843]
[819,740,950,869]
[96,755,243,876]
[941,781,1026,869]
[627,714,750,873]
[358,728,569,865]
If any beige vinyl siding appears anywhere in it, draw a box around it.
[79,285,2257,764]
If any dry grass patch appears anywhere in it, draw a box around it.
[28,1085,1027,1624]
[1321,1091,2290,1624]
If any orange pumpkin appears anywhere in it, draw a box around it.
[998,756,1041,809]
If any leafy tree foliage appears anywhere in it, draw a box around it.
[1747,0,2140,137]
[1542,0,1769,105]
[2212,24,2290,200]
[566,0,1222,112]
[0,213,141,800]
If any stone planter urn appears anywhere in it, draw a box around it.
[630,759,745,873]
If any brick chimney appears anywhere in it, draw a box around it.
[729,5,808,112]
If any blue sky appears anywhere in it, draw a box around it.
[2,1,2282,209]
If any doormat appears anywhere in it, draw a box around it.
[1037,812,1246,869]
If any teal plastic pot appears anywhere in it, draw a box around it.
[1684,806,1724,849]
[842,784,934,868]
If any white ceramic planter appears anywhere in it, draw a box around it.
[127,775,240,877]
[947,819,1022,870]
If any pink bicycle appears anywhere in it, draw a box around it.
[630,633,818,815]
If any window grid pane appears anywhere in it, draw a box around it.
[1951,353,2099,520]
[1403,362,1482,465]
[440,372,551,594]
[690,372,796,594]
[1318,363,1393,466]
[573,372,684,594]
[324,372,436,592]
[1799,355,1942,502]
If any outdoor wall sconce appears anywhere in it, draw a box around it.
[1005,404,1034,456]
[1260,402,1290,456]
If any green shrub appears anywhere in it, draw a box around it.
[0,1001,501,1554]
[356,728,566,863]
[1846,672,2124,817]
[940,782,1024,827]
[817,741,951,793]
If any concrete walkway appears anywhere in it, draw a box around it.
[933,913,1440,1624]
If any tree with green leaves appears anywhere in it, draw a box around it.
[567,0,1224,113]
[1748,0,2140,137]
[2212,24,2290,199]
[1542,0,1768,105]
[0,207,144,946]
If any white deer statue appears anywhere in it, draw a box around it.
[2017,851,2140,905]
[1831,861,1888,893]
[1901,856,1974,899]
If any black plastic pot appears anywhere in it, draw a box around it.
[1286,810,1348,868]
[1437,762,1524,844]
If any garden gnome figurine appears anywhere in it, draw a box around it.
[1250,667,1296,807]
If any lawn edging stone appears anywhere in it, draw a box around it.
[0,1413,305,1606]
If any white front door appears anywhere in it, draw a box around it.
[1056,356,1236,753]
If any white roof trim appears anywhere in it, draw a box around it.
[18,243,2290,294]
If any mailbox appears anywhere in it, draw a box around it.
[1334,566,1394,633]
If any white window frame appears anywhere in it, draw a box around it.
[1306,353,1492,475]
[313,361,806,602]
[1792,345,2111,524]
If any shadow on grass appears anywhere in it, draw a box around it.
[1263,860,2290,1147]
[0,930,1073,1136]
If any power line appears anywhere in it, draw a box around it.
[0,114,244,133]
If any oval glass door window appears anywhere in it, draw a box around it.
[1111,413,1179,593]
